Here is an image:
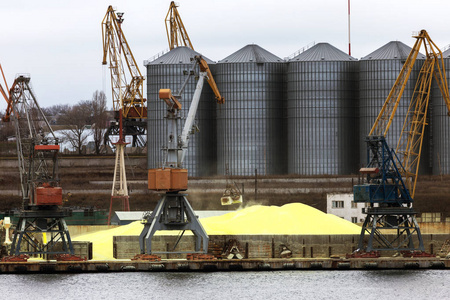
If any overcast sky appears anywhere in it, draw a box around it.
[1,0,449,110]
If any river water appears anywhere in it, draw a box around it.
[0,270,448,299]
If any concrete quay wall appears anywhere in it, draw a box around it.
[113,234,450,260]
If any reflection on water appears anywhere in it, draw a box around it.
[0,270,447,300]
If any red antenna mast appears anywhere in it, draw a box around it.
[348,0,351,56]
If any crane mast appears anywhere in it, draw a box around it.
[354,30,450,253]
[1,73,74,257]
[102,5,147,147]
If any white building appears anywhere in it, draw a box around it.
[326,193,366,224]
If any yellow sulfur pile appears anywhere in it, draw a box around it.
[73,222,145,260]
[200,203,361,235]
[74,203,361,260]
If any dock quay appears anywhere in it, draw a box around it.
[0,257,448,274]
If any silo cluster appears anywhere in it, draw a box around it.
[146,41,450,177]
[287,43,359,175]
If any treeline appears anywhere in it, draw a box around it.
[0,90,109,155]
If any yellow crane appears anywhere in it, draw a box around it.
[102,5,143,223]
[354,30,450,253]
[369,29,450,198]
[102,5,147,146]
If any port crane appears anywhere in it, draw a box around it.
[139,2,224,255]
[102,5,147,148]
[0,70,74,257]
[140,54,224,254]
[354,30,450,253]
[103,6,142,223]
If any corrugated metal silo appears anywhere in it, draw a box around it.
[287,43,359,175]
[146,46,217,176]
[215,44,286,176]
[359,41,429,171]
[431,47,450,174]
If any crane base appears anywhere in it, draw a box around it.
[139,193,208,254]
[358,207,424,252]
[10,209,74,257]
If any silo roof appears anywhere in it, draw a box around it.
[290,43,357,61]
[146,46,214,65]
[442,46,450,58]
[361,41,425,60]
[219,44,283,63]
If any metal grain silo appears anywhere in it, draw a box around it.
[146,46,217,176]
[215,44,286,176]
[431,47,450,174]
[359,41,429,171]
[287,42,359,175]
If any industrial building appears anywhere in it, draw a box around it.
[146,40,450,177]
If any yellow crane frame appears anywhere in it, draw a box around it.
[164,2,224,104]
[369,30,450,198]
[165,1,194,50]
[102,6,146,119]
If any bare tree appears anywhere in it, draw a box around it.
[59,100,93,154]
[41,104,71,120]
[91,91,108,154]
